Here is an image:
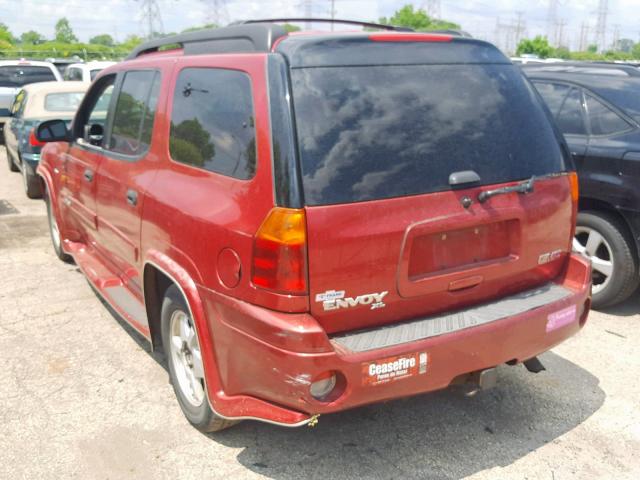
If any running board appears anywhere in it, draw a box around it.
[66,241,150,336]
[331,283,572,353]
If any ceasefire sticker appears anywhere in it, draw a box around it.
[546,305,577,332]
[362,352,428,386]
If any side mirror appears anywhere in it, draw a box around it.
[36,119,71,143]
[83,123,104,146]
[0,107,11,117]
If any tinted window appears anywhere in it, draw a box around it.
[90,69,102,81]
[44,92,85,112]
[585,94,632,136]
[66,68,83,81]
[169,68,256,180]
[534,82,571,116]
[0,66,56,87]
[108,71,160,156]
[291,65,567,205]
[556,88,587,135]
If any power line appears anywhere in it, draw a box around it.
[423,0,441,19]
[547,0,559,46]
[137,0,164,39]
[595,0,608,52]
[200,0,229,27]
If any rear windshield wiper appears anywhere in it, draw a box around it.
[478,176,535,203]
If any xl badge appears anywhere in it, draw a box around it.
[315,289,388,311]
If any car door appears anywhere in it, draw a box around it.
[93,70,162,297]
[60,74,116,244]
[5,89,26,160]
[582,92,637,206]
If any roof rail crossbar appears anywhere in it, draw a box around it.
[126,23,288,60]
[238,18,414,32]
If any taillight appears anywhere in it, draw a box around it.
[569,171,579,238]
[251,207,307,295]
[29,129,44,148]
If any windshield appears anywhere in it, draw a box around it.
[0,66,57,88]
[45,92,85,112]
[291,64,568,206]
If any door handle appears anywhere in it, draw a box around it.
[83,169,94,182]
[126,189,138,206]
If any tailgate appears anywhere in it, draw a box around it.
[306,175,574,334]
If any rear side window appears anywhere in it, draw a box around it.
[45,92,85,112]
[108,70,160,156]
[169,68,256,180]
[291,64,567,205]
[66,68,83,81]
[534,82,571,116]
[0,66,57,87]
[556,88,587,135]
[585,94,632,136]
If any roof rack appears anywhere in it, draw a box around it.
[126,23,288,60]
[238,18,414,32]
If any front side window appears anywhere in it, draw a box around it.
[45,92,85,112]
[556,88,587,135]
[108,70,160,156]
[169,68,256,180]
[534,82,571,116]
[585,94,632,136]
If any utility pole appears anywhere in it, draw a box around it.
[201,0,229,27]
[557,19,567,48]
[329,0,337,31]
[514,11,526,47]
[547,0,559,46]
[138,0,164,39]
[298,0,314,30]
[612,24,620,50]
[578,22,590,51]
[595,0,608,52]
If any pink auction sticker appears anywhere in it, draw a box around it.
[546,305,577,332]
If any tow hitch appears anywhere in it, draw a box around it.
[462,367,498,397]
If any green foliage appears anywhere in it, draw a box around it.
[89,34,115,47]
[20,30,45,45]
[516,36,554,58]
[0,22,15,45]
[171,118,215,166]
[120,35,144,51]
[379,5,460,31]
[55,18,78,43]
[170,137,206,167]
[554,46,571,60]
[182,24,218,33]
[633,43,640,59]
[587,44,598,53]
[616,38,635,53]
[282,23,301,33]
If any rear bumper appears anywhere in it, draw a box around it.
[201,253,592,426]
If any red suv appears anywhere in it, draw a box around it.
[35,21,592,432]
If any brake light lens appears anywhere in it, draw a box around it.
[251,208,307,295]
[29,129,45,148]
[569,171,579,205]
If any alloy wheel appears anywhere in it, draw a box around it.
[168,310,205,407]
[573,226,614,294]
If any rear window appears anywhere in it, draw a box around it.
[0,66,56,88]
[291,64,568,205]
[44,92,85,112]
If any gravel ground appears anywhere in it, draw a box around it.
[1,147,639,480]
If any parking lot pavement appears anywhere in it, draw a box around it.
[0,146,639,480]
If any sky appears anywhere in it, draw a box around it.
[1,0,639,52]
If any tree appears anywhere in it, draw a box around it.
[120,34,144,52]
[587,44,598,53]
[282,23,301,33]
[0,23,15,45]
[20,30,45,44]
[55,18,78,43]
[516,36,554,58]
[90,34,114,47]
[632,43,640,59]
[379,5,460,31]
[554,46,571,59]
[615,38,635,53]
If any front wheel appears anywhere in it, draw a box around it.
[573,211,639,308]
[44,187,72,263]
[160,285,238,432]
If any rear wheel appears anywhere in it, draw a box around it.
[22,160,42,199]
[44,187,72,263]
[573,211,639,308]
[7,149,18,172]
[160,285,238,432]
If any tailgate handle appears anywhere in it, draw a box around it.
[449,275,483,292]
[449,170,481,187]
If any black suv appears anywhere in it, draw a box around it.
[526,70,640,307]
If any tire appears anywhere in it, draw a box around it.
[574,211,640,308]
[22,160,42,199]
[7,149,18,172]
[160,285,238,432]
[44,187,73,263]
